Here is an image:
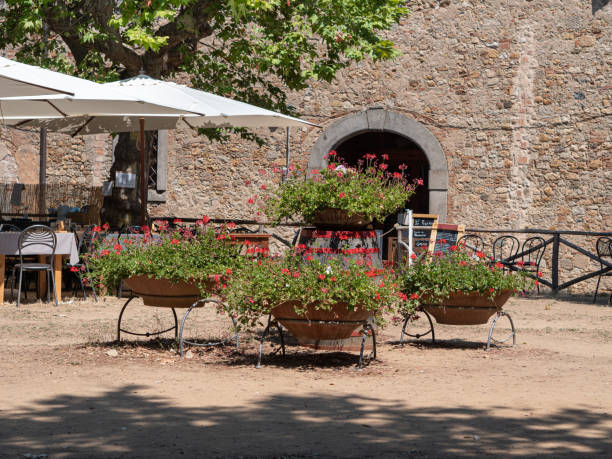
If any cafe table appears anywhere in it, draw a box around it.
[0,231,79,303]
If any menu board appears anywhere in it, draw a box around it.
[388,213,438,263]
[428,223,465,254]
[410,214,438,254]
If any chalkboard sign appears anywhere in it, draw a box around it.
[428,223,465,254]
[411,214,438,254]
[388,213,438,263]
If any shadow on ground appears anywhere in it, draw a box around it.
[1,386,610,458]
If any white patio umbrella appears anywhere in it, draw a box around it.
[7,74,318,225]
[0,56,74,97]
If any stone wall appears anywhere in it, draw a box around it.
[0,0,610,293]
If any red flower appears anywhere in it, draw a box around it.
[170,238,180,245]
[516,261,525,267]
[337,172,343,178]
[292,271,300,278]
[92,226,102,232]
[227,222,236,229]
[537,271,543,277]
[327,164,335,170]
[393,172,402,179]
[410,253,417,260]
[409,293,419,300]
[375,292,381,301]
[416,179,424,186]
[318,274,326,280]
[259,169,266,175]
[331,276,337,282]
[338,192,346,198]
[306,255,314,261]
[261,184,267,190]
[398,164,408,171]
[70,266,79,272]
[475,251,486,259]
[201,215,210,224]
[248,197,255,204]
[489,288,495,293]
[113,243,122,252]
[321,287,328,293]
[382,154,389,160]
[226,268,232,275]
[458,260,468,266]
[102,223,110,231]
[495,262,504,269]
[101,250,110,257]
[311,169,319,174]
[379,163,388,170]
[328,150,337,156]
[378,281,385,288]
[398,293,407,301]
[281,268,290,275]
[173,218,182,224]
[244,180,251,185]
[450,245,458,251]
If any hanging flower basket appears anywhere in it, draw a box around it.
[123,276,217,308]
[311,208,371,229]
[421,290,514,325]
[271,300,371,341]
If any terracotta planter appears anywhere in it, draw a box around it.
[271,300,371,341]
[422,290,513,325]
[123,276,216,308]
[310,208,371,229]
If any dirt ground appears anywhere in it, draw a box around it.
[1,292,611,458]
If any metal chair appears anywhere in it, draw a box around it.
[66,224,99,301]
[457,234,485,256]
[11,225,58,308]
[593,237,612,304]
[520,237,546,293]
[492,235,520,272]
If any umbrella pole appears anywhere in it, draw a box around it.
[140,118,147,227]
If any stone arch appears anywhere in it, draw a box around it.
[309,108,448,221]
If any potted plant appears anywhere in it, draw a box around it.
[398,246,531,326]
[263,152,420,228]
[87,220,244,307]
[224,251,402,342]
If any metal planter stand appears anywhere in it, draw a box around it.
[116,295,240,354]
[400,306,516,351]
[256,313,377,369]
[179,297,239,356]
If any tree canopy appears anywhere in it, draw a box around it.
[0,0,407,115]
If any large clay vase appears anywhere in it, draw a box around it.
[123,276,216,307]
[422,290,514,325]
[271,300,371,343]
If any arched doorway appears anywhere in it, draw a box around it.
[308,108,448,220]
[334,131,429,214]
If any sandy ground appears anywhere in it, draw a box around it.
[1,291,611,458]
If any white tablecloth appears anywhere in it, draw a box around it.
[0,232,79,265]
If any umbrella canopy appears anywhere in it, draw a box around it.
[0,75,206,129]
[3,74,317,225]
[8,75,317,134]
[0,56,74,97]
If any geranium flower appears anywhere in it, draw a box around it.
[475,251,486,259]
[321,287,328,293]
[328,150,337,156]
[338,192,346,198]
[450,245,458,251]
[409,293,419,300]
[102,223,110,231]
[261,185,267,190]
[318,274,326,280]
[416,179,424,186]
[201,215,210,224]
[170,239,180,245]
[393,172,402,179]
[382,154,389,160]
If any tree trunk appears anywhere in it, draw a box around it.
[101,132,152,227]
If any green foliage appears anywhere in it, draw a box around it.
[86,223,244,293]
[398,246,531,316]
[264,153,420,224]
[0,0,408,119]
[224,251,402,330]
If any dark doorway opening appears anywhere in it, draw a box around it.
[333,131,430,259]
[334,131,429,213]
